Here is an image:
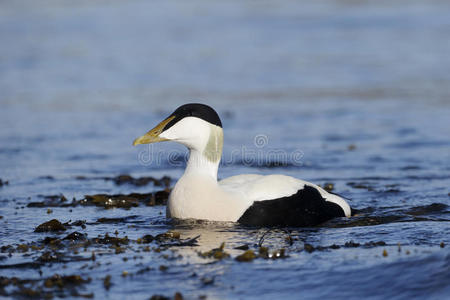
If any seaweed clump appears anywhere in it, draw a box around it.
[234,247,287,262]
[27,189,170,209]
[34,219,67,232]
[154,231,199,247]
[27,195,70,208]
[322,183,334,192]
[235,250,256,262]
[94,233,129,247]
[0,274,92,298]
[301,240,387,253]
[81,194,142,209]
[79,191,169,209]
[109,174,171,188]
[198,243,230,260]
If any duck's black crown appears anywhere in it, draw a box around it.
[164,103,222,131]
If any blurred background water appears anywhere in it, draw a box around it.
[0,1,449,299]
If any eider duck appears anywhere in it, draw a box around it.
[133,103,351,227]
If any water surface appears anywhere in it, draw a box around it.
[1,1,449,299]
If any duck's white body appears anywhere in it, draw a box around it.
[134,103,351,227]
[170,172,351,222]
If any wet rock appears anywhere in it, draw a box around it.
[235,250,256,262]
[440,242,445,248]
[35,219,66,232]
[0,179,9,187]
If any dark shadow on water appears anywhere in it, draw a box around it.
[326,203,450,229]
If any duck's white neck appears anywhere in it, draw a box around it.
[185,149,220,181]
[159,117,223,182]
[183,124,223,182]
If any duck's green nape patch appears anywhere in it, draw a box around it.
[203,125,223,163]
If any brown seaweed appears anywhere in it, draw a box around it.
[108,174,171,188]
[198,242,230,260]
[34,219,67,232]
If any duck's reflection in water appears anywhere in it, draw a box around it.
[169,219,319,261]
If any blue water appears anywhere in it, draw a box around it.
[1,1,450,299]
